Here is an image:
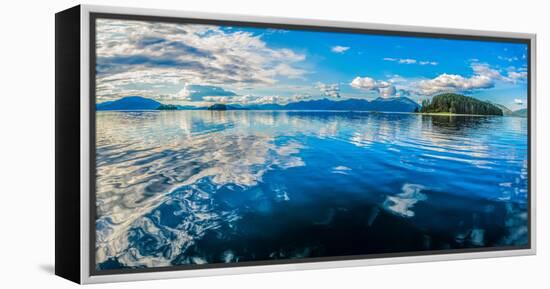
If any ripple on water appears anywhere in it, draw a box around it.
[95,111,529,269]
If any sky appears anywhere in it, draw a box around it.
[96,19,529,109]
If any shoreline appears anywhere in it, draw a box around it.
[96,109,521,117]
[412,112,498,117]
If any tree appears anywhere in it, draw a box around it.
[419,93,503,116]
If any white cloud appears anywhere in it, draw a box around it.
[163,84,238,102]
[202,93,314,105]
[498,56,519,62]
[171,83,192,101]
[514,98,524,105]
[202,95,247,103]
[289,93,314,102]
[383,57,437,65]
[95,19,307,101]
[419,61,439,66]
[351,62,527,98]
[379,86,397,97]
[471,63,502,79]
[415,63,525,95]
[350,76,378,90]
[331,46,350,53]
[416,73,493,95]
[387,74,407,84]
[350,76,396,98]
[399,58,417,64]
[272,63,307,79]
[317,83,341,98]
[508,71,528,82]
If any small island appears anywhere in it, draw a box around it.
[419,93,503,116]
[156,104,180,110]
[207,103,228,111]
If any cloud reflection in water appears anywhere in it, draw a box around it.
[95,111,529,269]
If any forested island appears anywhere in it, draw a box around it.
[207,103,228,110]
[157,104,180,110]
[419,93,503,116]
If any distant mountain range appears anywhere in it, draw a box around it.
[96,95,527,117]
[97,96,420,113]
[492,104,527,117]
[243,97,420,112]
[508,108,527,117]
[96,96,162,110]
[493,103,512,115]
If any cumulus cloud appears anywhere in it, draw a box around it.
[202,95,251,104]
[383,57,437,65]
[166,84,237,101]
[507,71,528,82]
[317,83,341,98]
[202,93,313,105]
[394,89,411,97]
[386,74,408,84]
[351,62,526,98]
[379,85,397,97]
[415,63,525,95]
[416,73,493,95]
[95,19,306,101]
[331,46,350,53]
[350,76,396,98]
[471,63,502,79]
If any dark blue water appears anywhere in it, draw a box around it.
[95,111,528,270]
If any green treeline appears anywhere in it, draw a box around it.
[420,93,503,116]
[207,103,228,110]
[156,104,179,110]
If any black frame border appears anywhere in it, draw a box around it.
[55,5,82,284]
[89,12,532,277]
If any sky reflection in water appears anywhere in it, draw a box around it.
[95,111,528,270]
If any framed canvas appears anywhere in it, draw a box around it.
[55,4,536,284]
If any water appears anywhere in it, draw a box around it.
[95,110,528,270]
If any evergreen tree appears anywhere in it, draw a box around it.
[419,93,503,116]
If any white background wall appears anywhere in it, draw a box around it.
[0,0,547,287]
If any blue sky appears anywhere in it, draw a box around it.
[96,19,528,109]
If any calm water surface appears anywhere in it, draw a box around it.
[95,111,528,270]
